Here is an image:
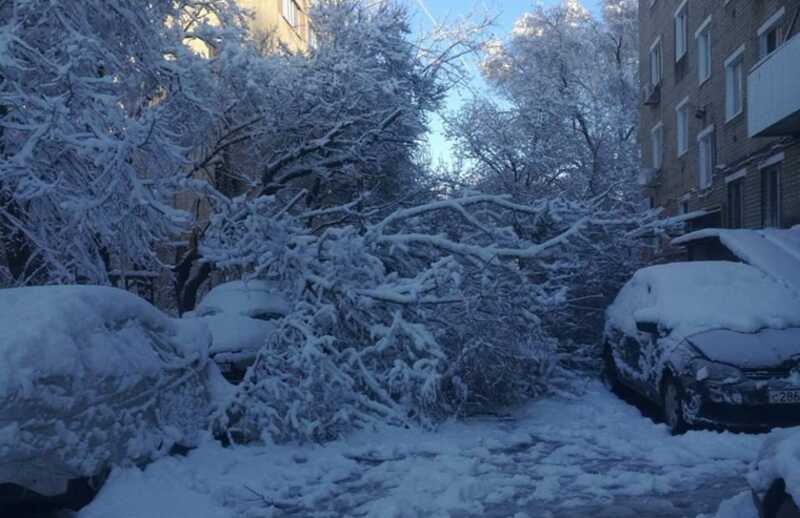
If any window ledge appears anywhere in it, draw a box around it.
[725,110,744,125]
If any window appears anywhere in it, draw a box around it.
[761,163,782,227]
[758,8,785,59]
[696,17,712,84]
[675,97,689,157]
[651,123,664,171]
[309,27,317,48]
[649,38,663,86]
[724,45,745,121]
[282,0,299,28]
[697,125,715,189]
[727,177,744,228]
[674,1,688,62]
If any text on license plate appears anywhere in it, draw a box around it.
[769,390,800,404]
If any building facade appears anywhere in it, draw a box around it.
[639,0,800,233]
[238,0,313,52]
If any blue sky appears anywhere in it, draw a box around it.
[403,0,603,164]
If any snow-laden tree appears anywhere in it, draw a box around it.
[173,0,480,312]
[451,0,640,201]
[0,0,245,286]
[446,0,646,347]
[200,191,656,443]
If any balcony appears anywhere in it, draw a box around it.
[748,34,800,138]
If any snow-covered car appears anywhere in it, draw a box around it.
[188,280,290,382]
[604,261,800,435]
[749,429,800,518]
[0,286,214,512]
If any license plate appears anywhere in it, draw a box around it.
[769,390,800,404]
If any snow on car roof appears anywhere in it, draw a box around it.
[672,227,800,296]
[608,261,800,339]
[0,285,209,397]
[196,280,291,318]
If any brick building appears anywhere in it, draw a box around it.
[639,0,800,235]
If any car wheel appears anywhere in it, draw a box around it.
[602,344,621,392]
[663,378,688,435]
[776,492,800,518]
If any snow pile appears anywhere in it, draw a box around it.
[749,429,800,504]
[608,261,800,339]
[673,228,800,296]
[698,492,758,518]
[79,382,772,518]
[0,286,213,485]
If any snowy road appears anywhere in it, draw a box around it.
[78,381,774,518]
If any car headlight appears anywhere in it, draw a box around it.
[690,359,743,384]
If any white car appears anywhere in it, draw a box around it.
[0,286,215,512]
[750,429,800,518]
[189,280,290,382]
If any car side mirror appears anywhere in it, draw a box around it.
[636,321,659,335]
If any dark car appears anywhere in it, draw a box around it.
[750,430,800,518]
[604,261,800,434]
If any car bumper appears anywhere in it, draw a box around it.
[686,379,800,430]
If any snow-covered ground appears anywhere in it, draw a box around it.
[77,381,776,518]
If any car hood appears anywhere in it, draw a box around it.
[687,327,800,369]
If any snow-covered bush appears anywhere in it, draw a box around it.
[203,192,647,442]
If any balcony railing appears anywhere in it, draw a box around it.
[748,34,800,138]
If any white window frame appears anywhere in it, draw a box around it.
[724,45,746,122]
[759,152,785,170]
[675,96,690,157]
[649,37,663,87]
[757,8,785,59]
[674,0,689,62]
[696,16,712,85]
[282,0,299,28]
[697,125,715,189]
[651,122,664,171]
[725,168,747,184]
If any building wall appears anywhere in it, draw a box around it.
[639,0,800,230]
[238,0,312,52]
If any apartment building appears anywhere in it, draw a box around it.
[238,0,314,52]
[187,0,313,56]
[639,0,800,234]
[147,1,313,305]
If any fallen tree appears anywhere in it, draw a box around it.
[202,191,658,443]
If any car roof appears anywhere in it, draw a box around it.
[607,261,800,339]
[196,280,291,317]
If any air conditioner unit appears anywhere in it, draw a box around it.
[638,167,660,187]
[642,83,661,106]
